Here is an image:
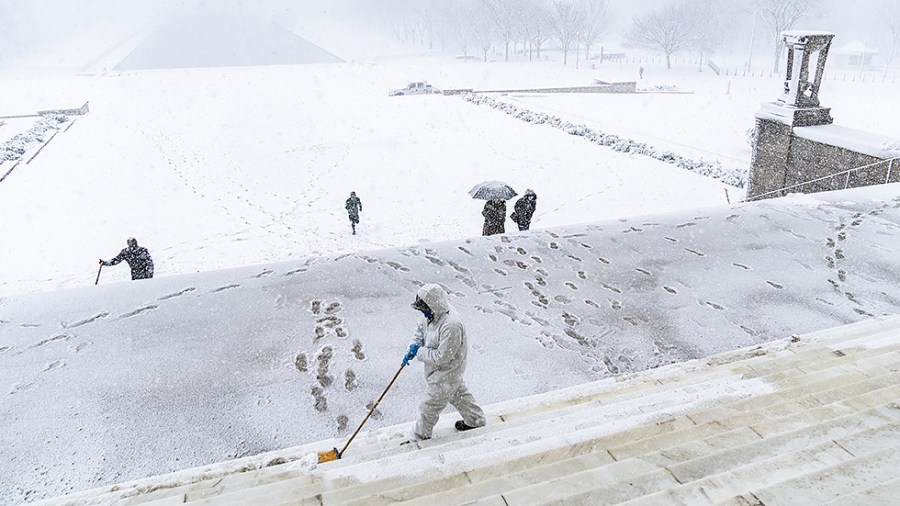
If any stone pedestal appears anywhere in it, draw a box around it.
[747,31,835,200]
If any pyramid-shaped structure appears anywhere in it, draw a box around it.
[114,5,341,71]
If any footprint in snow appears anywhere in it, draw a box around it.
[344,370,358,392]
[351,340,366,361]
[62,313,109,329]
[295,354,308,373]
[119,305,159,319]
[158,287,196,300]
[43,360,65,372]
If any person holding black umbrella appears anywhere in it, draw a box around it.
[482,199,506,236]
[469,180,516,237]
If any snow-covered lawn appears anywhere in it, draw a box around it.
[2,55,900,504]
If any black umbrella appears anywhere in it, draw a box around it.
[469,180,517,200]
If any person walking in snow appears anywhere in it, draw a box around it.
[401,283,486,442]
[481,199,506,236]
[345,191,362,235]
[100,237,154,280]
[511,189,537,231]
[639,66,645,79]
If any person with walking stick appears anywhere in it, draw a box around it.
[99,238,154,281]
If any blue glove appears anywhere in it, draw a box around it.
[402,343,421,366]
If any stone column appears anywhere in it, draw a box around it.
[747,31,835,200]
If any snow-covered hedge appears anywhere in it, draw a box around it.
[463,93,747,188]
[0,114,68,163]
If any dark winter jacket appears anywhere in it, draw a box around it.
[511,191,537,228]
[482,200,506,236]
[345,196,362,221]
[107,246,154,280]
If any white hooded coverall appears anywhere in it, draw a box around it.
[411,284,486,440]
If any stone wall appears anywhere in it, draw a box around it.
[785,137,899,194]
[747,113,899,200]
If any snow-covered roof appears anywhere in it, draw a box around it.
[832,40,880,56]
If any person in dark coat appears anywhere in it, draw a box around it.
[101,238,154,280]
[345,191,362,235]
[511,189,537,231]
[482,199,506,236]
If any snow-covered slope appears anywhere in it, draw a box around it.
[25,314,900,505]
[0,62,740,297]
[3,183,899,504]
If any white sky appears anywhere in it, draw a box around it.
[2,7,900,504]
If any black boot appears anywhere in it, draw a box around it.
[455,420,477,431]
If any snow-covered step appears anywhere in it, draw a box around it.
[621,420,900,506]
[809,314,900,349]
[150,369,899,506]
[146,355,794,506]
[667,403,900,485]
[821,476,900,506]
[31,316,900,506]
[188,347,891,503]
[748,445,900,505]
[176,377,747,505]
[516,412,898,504]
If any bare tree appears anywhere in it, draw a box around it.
[468,2,496,62]
[578,0,611,61]
[481,0,517,61]
[445,2,475,59]
[683,0,728,71]
[624,0,693,69]
[755,0,814,73]
[516,0,550,61]
[881,1,900,78]
[550,0,584,65]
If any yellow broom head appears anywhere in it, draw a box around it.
[318,448,340,463]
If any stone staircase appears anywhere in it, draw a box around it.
[32,315,900,505]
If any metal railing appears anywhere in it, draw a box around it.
[745,155,900,202]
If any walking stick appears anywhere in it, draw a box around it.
[318,363,406,463]
[95,262,103,285]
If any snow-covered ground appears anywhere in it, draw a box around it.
[2,26,900,504]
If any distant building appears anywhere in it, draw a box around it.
[830,39,879,67]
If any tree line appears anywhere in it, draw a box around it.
[379,0,900,75]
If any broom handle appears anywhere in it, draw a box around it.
[339,363,406,456]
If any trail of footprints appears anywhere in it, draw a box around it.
[823,211,875,316]
[294,299,368,429]
[7,283,209,393]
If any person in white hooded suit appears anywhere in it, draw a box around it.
[403,283,486,442]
